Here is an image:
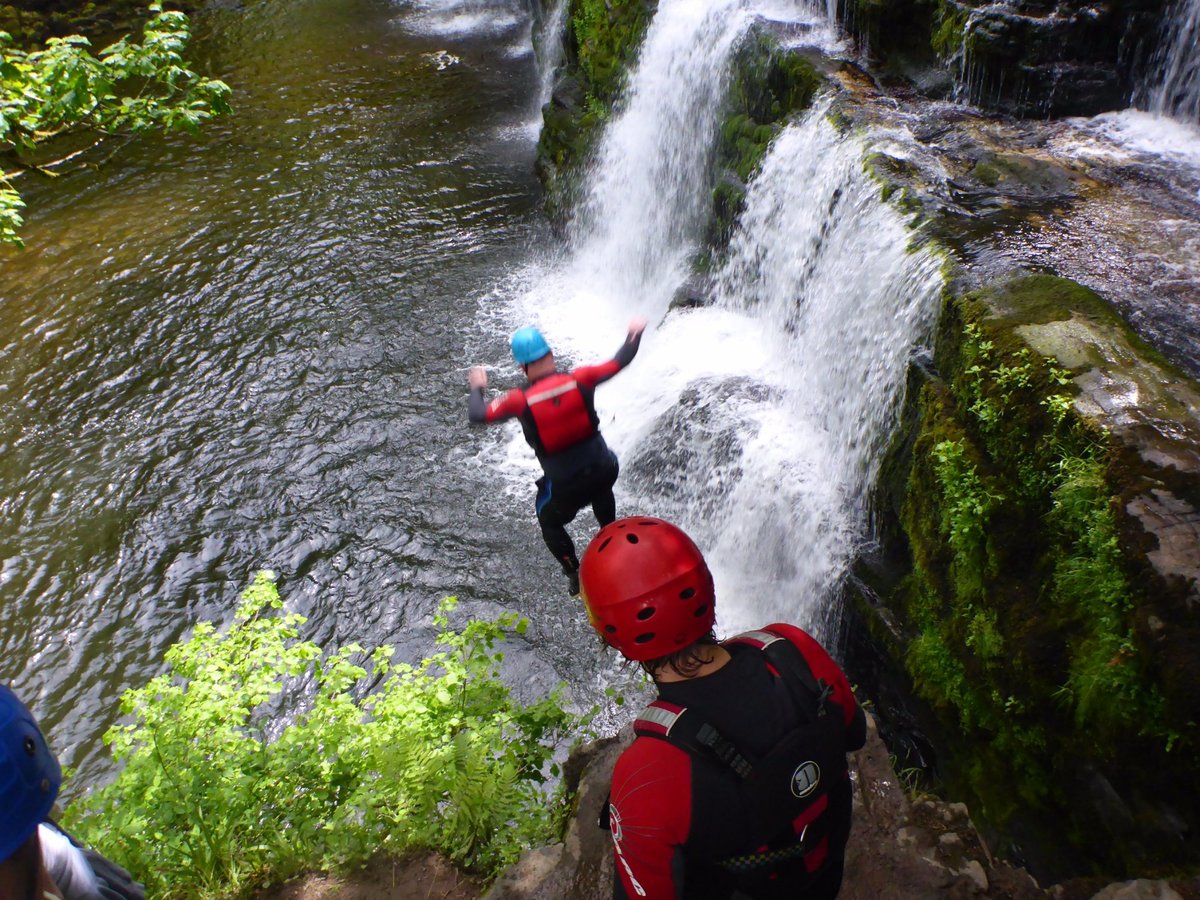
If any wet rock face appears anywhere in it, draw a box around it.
[843,0,1169,117]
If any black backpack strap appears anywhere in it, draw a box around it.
[725,630,836,721]
[634,701,755,779]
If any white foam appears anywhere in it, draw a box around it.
[1074,109,1200,167]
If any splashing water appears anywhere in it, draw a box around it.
[492,1,939,646]
[704,107,943,638]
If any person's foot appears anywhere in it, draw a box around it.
[567,569,581,597]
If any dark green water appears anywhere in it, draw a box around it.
[0,0,611,792]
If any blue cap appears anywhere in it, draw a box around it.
[511,326,551,365]
[0,684,61,861]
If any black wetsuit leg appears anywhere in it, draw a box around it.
[535,452,620,570]
[536,475,581,571]
[590,452,619,526]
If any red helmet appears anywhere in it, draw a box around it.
[579,517,716,661]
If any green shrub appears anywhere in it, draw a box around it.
[931,437,999,602]
[0,4,231,246]
[63,573,583,898]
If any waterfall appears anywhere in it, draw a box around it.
[533,0,569,110]
[1139,0,1200,122]
[704,108,943,638]
[564,0,756,317]
[496,0,938,645]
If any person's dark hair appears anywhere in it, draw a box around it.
[639,630,719,679]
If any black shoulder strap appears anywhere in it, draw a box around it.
[725,629,835,722]
[632,629,840,780]
[634,702,755,779]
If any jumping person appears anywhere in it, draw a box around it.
[578,517,868,900]
[468,318,645,596]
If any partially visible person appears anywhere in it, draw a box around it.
[1,683,67,900]
[0,684,144,900]
[579,517,868,900]
[467,318,646,595]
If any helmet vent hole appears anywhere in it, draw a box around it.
[694,603,709,617]
[23,737,35,756]
[604,625,617,634]
[640,520,659,526]
[679,587,696,600]
[626,534,639,544]
[598,537,612,553]
[636,607,655,621]
[634,632,655,645]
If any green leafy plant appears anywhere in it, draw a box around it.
[0,3,231,246]
[1047,455,1164,734]
[931,437,1000,601]
[63,574,584,898]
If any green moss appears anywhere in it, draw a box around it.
[930,0,969,60]
[702,37,824,256]
[871,272,1200,875]
[972,161,1000,186]
[535,0,653,216]
[569,0,652,103]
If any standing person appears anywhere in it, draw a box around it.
[468,317,646,596]
[579,517,868,900]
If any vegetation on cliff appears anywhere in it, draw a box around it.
[63,573,583,898]
[0,3,229,247]
[535,0,652,219]
[707,34,823,254]
[872,274,1198,877]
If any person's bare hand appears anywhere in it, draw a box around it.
[628,316,647,339]
[469,366,488,390]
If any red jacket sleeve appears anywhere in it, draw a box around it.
[468,387,527,424]
[767,623,867,750]
[573,357,623,390]
[608,738,692,900]
[575,330,642,389]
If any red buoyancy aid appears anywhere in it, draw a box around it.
[524,372,597,454]
[631,629,850,880]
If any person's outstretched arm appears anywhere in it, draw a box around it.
[575,317,647,389]
[467,366,527,424]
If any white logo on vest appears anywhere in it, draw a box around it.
[791,761,821,798]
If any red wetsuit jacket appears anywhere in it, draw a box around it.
[468,332,641,481]
[609,623,867,900]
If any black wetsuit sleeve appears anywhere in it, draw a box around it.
[614,329,643,369]
[846,701,868,752]
[468,387,488,424]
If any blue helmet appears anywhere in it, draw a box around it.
[0,684,61,861]
[510,326,551,365]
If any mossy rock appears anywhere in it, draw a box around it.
[702,34,825,260]
[534,0,654,220]
[871,272,1200,877]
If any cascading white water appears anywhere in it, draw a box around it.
[1140,0,1200,122]
[703,108,943,638]
[533,0,569,109]
[491,0,939,646]
[564,0,756,317]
